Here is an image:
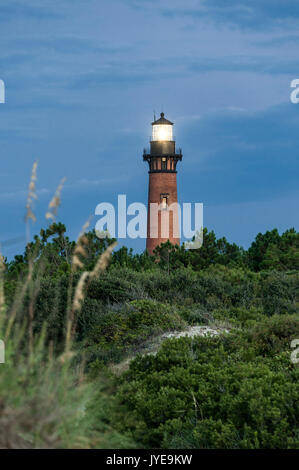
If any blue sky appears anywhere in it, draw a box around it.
[0,0,298,257]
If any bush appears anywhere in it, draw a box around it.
[116,315,299,449]
[261,271,299,316]
[213,306,264,328]
[177,305,213,325]
[243,314,299,357]
[84,299,187,365]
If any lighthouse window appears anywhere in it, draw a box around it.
[161,194,168,210]
[162,158,167,170]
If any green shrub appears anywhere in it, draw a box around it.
[116,315,299,449]
[177,305,213,325]
[243,314,299,357]
[85,299,187,365]
[213,307,264,328]
[261,272,299,316]
[87,274,136,304]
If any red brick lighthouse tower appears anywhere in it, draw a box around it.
[143,113,182,254]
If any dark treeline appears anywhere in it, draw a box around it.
[5,223,299,279]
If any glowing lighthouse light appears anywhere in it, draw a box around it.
[152,112,173,141]
[152,124,173,141]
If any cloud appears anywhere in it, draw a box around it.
[0,1,62,22]
[0,187,49,203]
[188,55,299,76]
[69,176,130,189]
[254,34,299,47]
[180,102,299,205]
[7,37,131,56]
[161,0,299,30]
[69,71,150,89]
[205,189,299,248]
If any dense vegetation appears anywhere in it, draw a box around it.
[0,223,298,448]
[116,315,299,448]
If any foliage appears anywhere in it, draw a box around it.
[2,222,299,449]
[247,228,299,272]
[82,299,186,365]
[6,227,299,280]
[116,315,299,449]
[5,260,298,352]
[0,322,134,449]
[0,229,133,448]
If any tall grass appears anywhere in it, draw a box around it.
[0,169,120,449]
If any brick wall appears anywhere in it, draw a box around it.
[146,172,180,254]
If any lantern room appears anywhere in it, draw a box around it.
[147,112,179,157]
[151,113,174,141]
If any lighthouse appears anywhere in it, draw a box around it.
[143,113,183,254]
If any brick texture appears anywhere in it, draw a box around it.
[146,172,180,254]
